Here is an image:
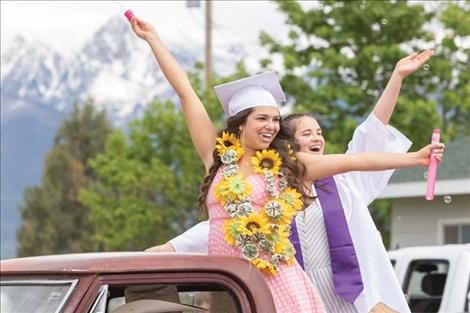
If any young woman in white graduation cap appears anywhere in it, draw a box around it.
[148,51,434,313]
[130,16,443,313]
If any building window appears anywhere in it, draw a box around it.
[444,224,470,244]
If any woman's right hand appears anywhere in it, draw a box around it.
[130,16,157,41]
[127,14,218,169]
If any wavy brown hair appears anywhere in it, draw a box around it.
[197,108,309,211]
[284,112,327,197]
[283,112,319,130]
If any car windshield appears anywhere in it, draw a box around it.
[1,279,77,313]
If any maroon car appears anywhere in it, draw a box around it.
[0,252,276,313]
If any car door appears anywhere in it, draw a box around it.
[82,271,273,313]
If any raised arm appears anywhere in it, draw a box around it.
[373,50,433,124]
[299,142,444,182]
[130,16,218,170]
[343,114,412,204]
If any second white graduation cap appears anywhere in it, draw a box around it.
[214,71,286,117]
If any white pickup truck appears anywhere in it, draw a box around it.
[389,244,470,313]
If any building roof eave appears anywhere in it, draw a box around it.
[378,178,470,199]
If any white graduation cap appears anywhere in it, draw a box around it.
[214,71,286,117]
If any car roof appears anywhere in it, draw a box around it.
[388,244,470,259]
[0,252,253,275]
[1,252,278,311]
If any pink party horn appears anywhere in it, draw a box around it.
[425,129,441,201]
[124,9,134,22]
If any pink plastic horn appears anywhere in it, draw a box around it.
[425,129,441,201]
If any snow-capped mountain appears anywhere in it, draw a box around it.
[1,36,78,109]
[0,15,245,259]
[2,16,201,120]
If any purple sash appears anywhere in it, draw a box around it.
[289,176,364,303]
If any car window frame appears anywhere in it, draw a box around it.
[88,285,109,313]
[80,271,264,313]
[402,258,449,311]
[465,277,470,312]
[0,279,79,313]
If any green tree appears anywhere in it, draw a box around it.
[258,0,469,247]
[260,0,469,151]
[17,99,113,256]
[79,67,251,251]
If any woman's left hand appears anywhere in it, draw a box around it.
[394,50,433,78]
[415,142,445,166]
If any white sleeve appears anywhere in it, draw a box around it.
[169,220,209,254]
[343,113,412,205]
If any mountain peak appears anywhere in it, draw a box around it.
[12,35,26,46]
[82,15,138,64]
[3,35,57,60]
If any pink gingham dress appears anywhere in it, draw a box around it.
[207,169,326,313]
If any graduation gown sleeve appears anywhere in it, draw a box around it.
[169,220,209,253]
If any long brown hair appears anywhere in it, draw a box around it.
[197,108,309,211]
[284,112,326,198]
[283,112,319,129]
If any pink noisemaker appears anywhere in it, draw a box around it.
[425,129,441,201]
[124,9,134,22]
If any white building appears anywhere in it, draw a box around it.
[378,136,470,249]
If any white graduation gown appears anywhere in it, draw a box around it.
[169,113,412,313]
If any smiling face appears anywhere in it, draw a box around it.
[292,116,325,155]
[239,106,281,151]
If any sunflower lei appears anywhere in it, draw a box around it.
[213,132,303,275]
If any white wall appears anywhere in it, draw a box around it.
[390,194,470,249]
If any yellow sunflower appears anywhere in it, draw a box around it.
[274,237,290,254]
[280,187,303,212]
[216,132,244,159]
[283,242,297,265]
[214,174,252,203]
[273,224,292,253]
[237,213,271,236]
[251,258,277,275]
[281,208,297,225]
[224,219,241,245]
[251,149,282,175]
